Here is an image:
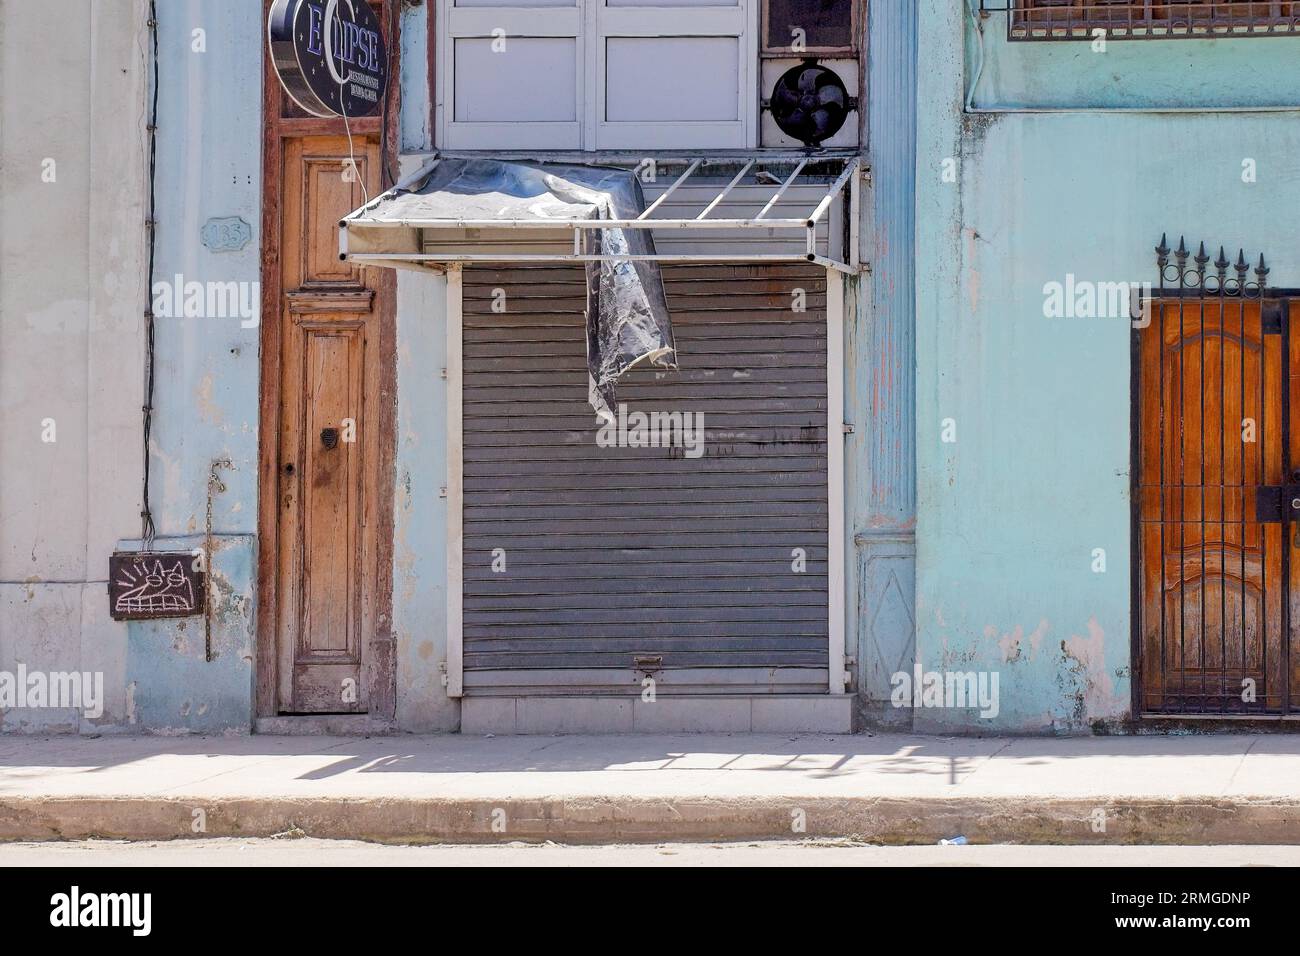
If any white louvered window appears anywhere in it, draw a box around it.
[437,0,758,150]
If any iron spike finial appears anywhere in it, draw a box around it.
[1173,237,1188,283]
[1235,249,1249,277]
[1256,253,1269,282]
[1156,233,1170,271]
[1215,246,1229,274]
[1195,241,1209,273]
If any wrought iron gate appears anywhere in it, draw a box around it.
[1134,235,1300,718]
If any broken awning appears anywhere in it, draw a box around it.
[341,158,675,421]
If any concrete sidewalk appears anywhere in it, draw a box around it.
[1,732,1298,845]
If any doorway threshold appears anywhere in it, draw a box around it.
[255,715,398,736]
[461,695,852,735]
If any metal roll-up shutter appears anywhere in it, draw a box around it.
[461,263,829,695]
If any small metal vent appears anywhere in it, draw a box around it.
[633,655,665,673]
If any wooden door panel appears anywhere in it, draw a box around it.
[305,151,373,285]
[277,310,374,714]
[1138,300,1286,713]
[301,321,363,657]
[283,136,379,288]
[275,133,383,714]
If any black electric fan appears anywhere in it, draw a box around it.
[767,60,855,148]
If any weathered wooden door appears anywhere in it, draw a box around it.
[1136,297,1300,716]
[260,0,399,719]
[272,136,385,714]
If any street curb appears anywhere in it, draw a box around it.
[3,795,1299,844]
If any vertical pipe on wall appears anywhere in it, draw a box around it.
[854,0,918,709]
[445,264,465,698]
[828,268,847,693]
[865,0,917,528]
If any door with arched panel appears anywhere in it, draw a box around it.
[1136,295,1300,717]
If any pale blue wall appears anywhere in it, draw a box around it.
[400,1,432,153]
[915,0,1300,732]
[131,0,440,733]
[123,0,262,732]
[127,0,449,733]
[855,0,918,719]
[391,267,459,732]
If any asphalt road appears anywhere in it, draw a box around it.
[1,839,1298,866]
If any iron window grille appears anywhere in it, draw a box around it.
[981,1,1300,40]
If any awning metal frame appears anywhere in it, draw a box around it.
[340,154,865,274]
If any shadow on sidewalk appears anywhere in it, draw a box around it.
[1,731,1296,786]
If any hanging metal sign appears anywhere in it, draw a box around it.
[267,0,387,118]
[108,552,206,621]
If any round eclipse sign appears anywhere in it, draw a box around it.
[268,0,387,118]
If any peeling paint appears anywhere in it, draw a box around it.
[195,372,221,425]
[1062,617,1121,723]
[996,624,1023,663]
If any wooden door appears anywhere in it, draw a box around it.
[260,0,399,718]
[274,139,383,714]
[1136,298,1300,716]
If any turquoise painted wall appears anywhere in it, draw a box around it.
[916,0,1300,732]
[123,0,262,732]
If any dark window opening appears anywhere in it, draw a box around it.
[763,0,857,54]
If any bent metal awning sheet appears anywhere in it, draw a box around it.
[341,158,675,421]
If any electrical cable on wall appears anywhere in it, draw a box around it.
[342,100,369,205]
[336,6,374,205]
[140,0,159,548]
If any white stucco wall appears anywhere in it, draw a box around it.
[0,0,148,730]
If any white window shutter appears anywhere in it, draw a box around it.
[592,0,756,150]
[438,0,757,150]
[440,0,585,149]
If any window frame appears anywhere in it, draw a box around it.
[760,0,859,56]
[437,2,586,150]
[436,0,760,151]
